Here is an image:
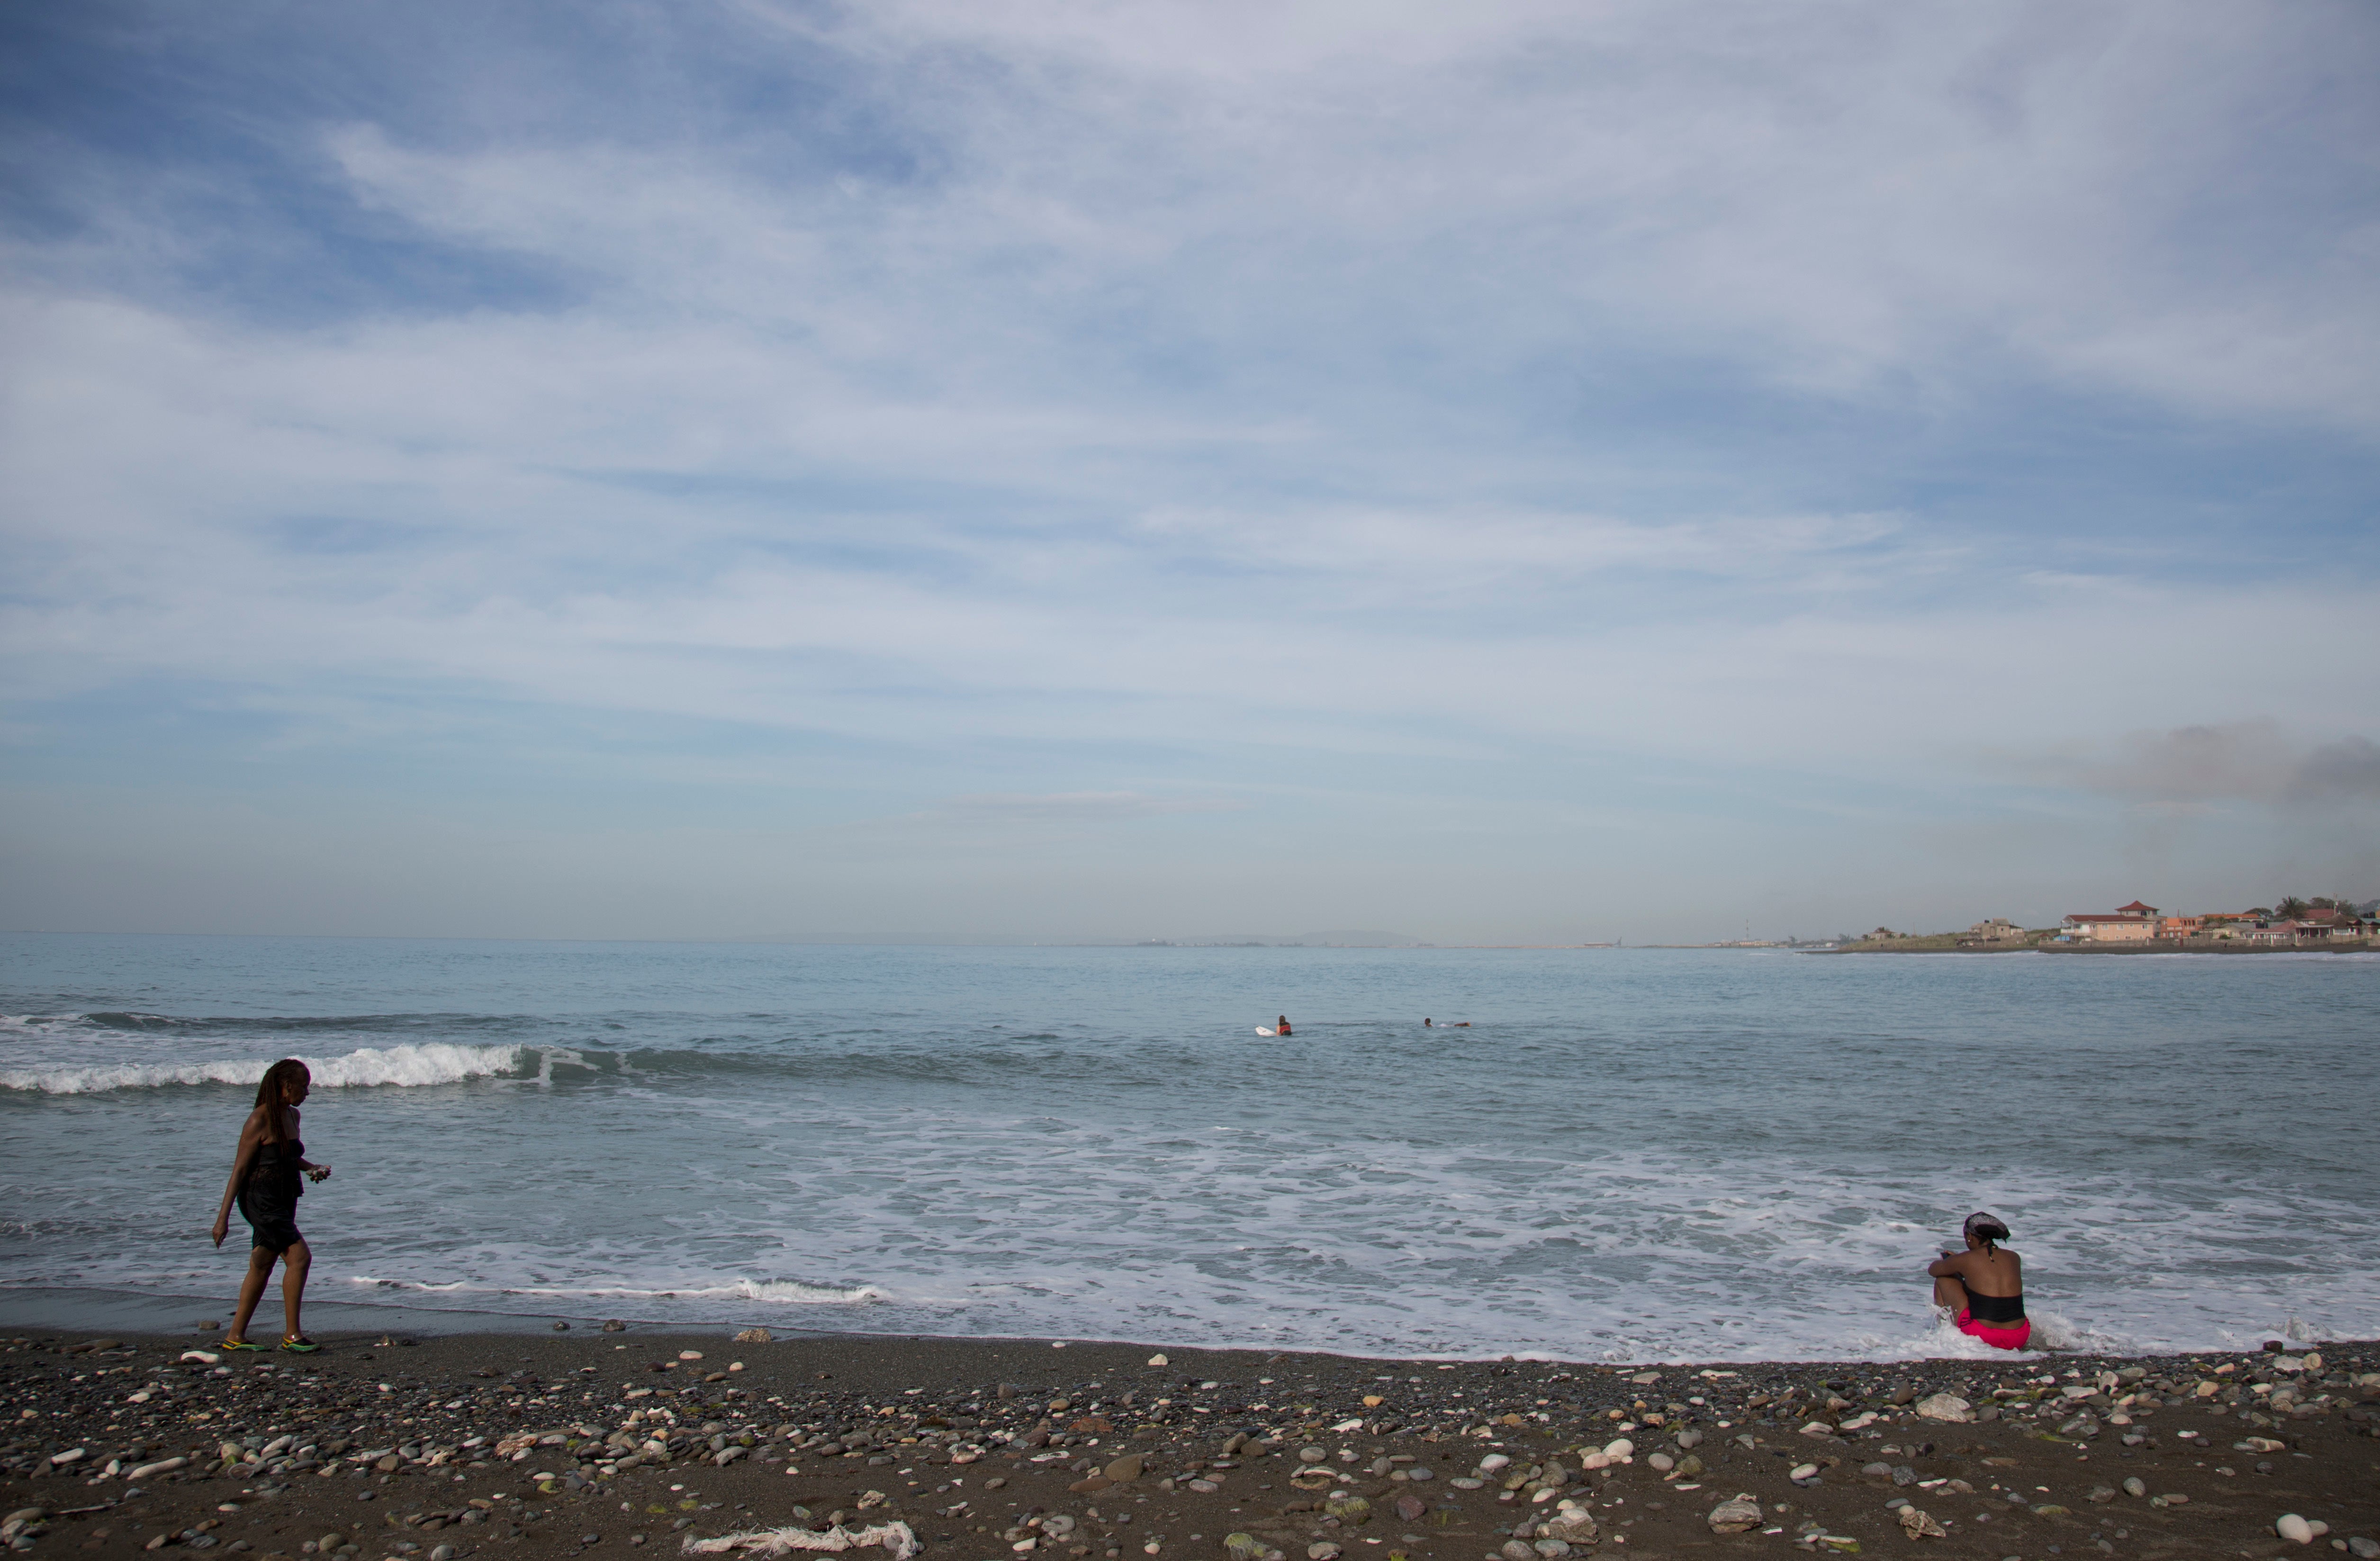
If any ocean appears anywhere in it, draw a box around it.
[3,933,2375,1362]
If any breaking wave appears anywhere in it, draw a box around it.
[0,1042,553,1095]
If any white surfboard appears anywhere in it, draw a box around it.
[1255,1027,1275,1036]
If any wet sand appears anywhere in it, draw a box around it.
[5,1324,2376,1561]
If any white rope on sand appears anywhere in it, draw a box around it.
[680,1522,920,1561]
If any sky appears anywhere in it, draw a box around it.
[3,0,2378,945]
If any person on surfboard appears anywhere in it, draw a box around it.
[1276,1015,1292,1036]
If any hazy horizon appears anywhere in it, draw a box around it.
[4,1,2377,947]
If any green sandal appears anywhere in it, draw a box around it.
[279,1336,320,1353]
[220,1338,264,1352]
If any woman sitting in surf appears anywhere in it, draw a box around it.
[1929,1211,2028,1350]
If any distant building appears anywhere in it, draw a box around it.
[1963,918,2026,942]
[1860,927,1900,941]
[2294,907,2366,939]
[2060,902,2157,942]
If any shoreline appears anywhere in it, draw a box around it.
[3,1315,2374,1561]
[7,1285,2370,1372]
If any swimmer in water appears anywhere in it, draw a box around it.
[1276,1015,1292,1036]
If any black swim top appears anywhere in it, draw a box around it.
[1965,1288,2024,1324]
[251,1137,306,1197]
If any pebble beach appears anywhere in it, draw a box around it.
[5,1325,2377,1561]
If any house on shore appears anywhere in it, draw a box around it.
[2059,903,2157,942]
[2057,900,2374,945]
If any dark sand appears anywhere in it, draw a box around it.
[5,1321,2375,1561]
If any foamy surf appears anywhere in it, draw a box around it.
[350,1276,887,1307]
[0,1042,534,1094]
[7,936,2376,1360]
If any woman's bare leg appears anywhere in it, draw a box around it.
[229,1246,279,1342]
[279,1240,312,1340]
[1932,1274,1969,1314]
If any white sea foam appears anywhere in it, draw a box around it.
[349,1275,886,1306]
[0,1042,530,1095]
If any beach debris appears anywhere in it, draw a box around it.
[1708,1495,1762,1534]
[603,1319,628,1332]
[1913,1394,1973,1423]
[180,1351,219,1364]
[553,1320,571,1331]
[736,1328,773,1344]
[1146,1354,1168,1367]
[680,1523,918,1561]
[1896,1507,1946,1539]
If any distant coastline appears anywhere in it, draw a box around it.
[1820,940,2374,956]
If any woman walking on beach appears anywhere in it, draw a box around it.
[210,1058,331,1353]
[1929,1211,2028,1350]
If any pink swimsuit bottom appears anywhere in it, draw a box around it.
[1956,1308,2031,1351]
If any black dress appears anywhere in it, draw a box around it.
[240,1136,305,1253]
